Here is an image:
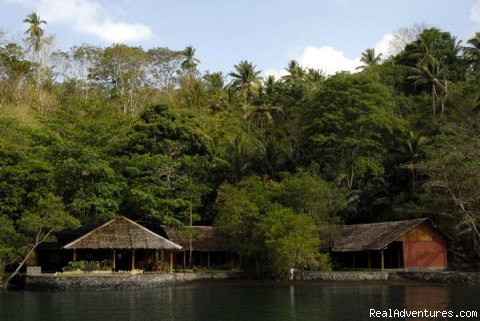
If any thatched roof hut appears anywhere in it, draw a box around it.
[64,217,182,250]
[329,218,428,252]
[160,226,228,252]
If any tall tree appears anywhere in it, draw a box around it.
[464,32,480,78]
[229,60,261,104]
[303,72,406,191]
[357,48,382,70]
[282,59,305,83]
[409,57,450,117]
[180,46,200,71]
[89,44,150,114]
[23,12,47,59]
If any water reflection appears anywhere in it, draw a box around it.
[404,286,449,321]
[0,281,478,321]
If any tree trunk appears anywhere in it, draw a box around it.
[4,244,38,288]
[4,228,56,288]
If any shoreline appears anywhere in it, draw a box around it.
[14,270,480,291]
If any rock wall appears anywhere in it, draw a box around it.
[295,271,389,281]
[24,272,243,291]
[401,271,480,284]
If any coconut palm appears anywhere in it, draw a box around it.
[409,57,451,117]
[243,104,283,131]
[281,60,305,82]
[356,48,382,70]
[464,32,480,75]
[229,60,261,104]
[204,71,225,90]
[180,46,200,71]
[23,12,47,57]
[217,133,254,182]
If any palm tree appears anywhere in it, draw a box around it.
[229,60,261,104]
[217,133,254,182]
[409,57,450,117]
[204,71,225,90]
[243,104,283,131]
[356,48,382,70]
[23,12,47,58]
[262,75,276,95]
[395,130,428,192]
[281,59,305,82]
[180,46,200,71]
[464,32,480,75]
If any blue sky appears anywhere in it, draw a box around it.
[1,0,479,76]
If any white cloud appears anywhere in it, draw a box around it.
[263,68,287,80]
[265,46,359,77]
[470,0,480,23]
[264,33,396,78]
[298,46,360,75]
[85,20,151,43]
[9,0,152,43]
[373,33,394,58]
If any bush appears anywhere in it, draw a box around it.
[63,260,112,272]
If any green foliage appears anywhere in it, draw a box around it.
[63,260,111,272]
[215,174,342,277]
[2,18,480,273]
[303,72,406,191]
[0,215,21,279]
[18,193,80,239]
[257,207,329,278]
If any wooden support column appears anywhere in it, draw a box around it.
[207,252,211,269]
[112,250,116,271]
[352,253,356,269]
[368,251,371,269]
[183,252,186,269]
[380,249,385,270]
[73,249,77,261]
[169,250,173,272]
[131,249,136,271]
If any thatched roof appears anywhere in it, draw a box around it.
[64,217,182,250]
[329,218,429,252]
[160,226,230,252]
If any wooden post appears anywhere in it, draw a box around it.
[131,249,136,271]
[380,249,385,270]
[183,251,186,269]
[352,253,356,269]
[368,251,371,269]
[169,251,173,272]
[73,249,77,261]
[112,249,116,271]
[207,252,211,269]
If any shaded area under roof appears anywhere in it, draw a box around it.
[161,226,232,252]
[64,217,182,250]
[330,218,429,252]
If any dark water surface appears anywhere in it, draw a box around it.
[1,280,479,321]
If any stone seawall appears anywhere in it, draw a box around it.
[24,272,243,291]
[295,271,389,281]
[401,271,480,284]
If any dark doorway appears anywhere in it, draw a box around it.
[115,250,132,271]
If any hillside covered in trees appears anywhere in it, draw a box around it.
[1,15,480,280]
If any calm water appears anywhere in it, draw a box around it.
[1,280,479,321]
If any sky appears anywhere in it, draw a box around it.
[1,0,479,77]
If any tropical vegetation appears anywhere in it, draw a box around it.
[1,16,480,283]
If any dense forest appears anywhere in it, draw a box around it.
[1,14,480,281]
